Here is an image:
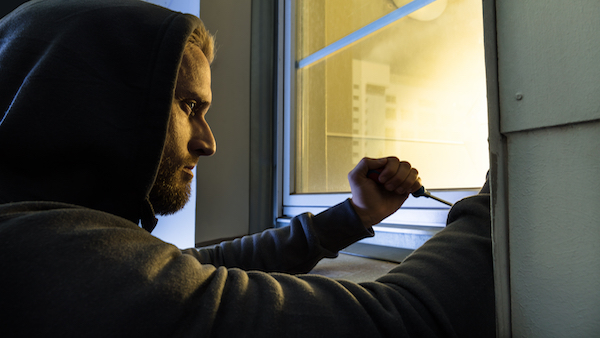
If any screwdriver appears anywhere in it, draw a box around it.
[367,169,454,207]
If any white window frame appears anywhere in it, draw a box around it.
[277,0,480,234]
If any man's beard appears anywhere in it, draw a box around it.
[148,154,192,216]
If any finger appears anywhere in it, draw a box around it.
[383,161,412,191]
[378,157,400,182]
[394,168,420,195]
[349,157,386,183]
[365,157,388,169]
[354,157,388,183]
[408,177,423,194]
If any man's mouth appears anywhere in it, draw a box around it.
[183,165,195,176]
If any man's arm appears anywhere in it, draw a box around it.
[173,183,493,337]
[183,199,373,274]
[183,157,421,273]
[0,173,493,337]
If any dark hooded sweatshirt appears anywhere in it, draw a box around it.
[0,0,495,336]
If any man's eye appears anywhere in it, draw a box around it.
[184,101,197,116]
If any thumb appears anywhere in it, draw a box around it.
[349,157,387,182]
[367,157,388,170]
[358,157,388,174]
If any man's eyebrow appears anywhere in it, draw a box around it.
[177,88,211,104]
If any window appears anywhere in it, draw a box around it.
[279,0,488,236]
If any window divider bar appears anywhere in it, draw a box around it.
[325,131,464,145]
[296,0,435,69]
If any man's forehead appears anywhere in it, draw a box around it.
[180,45,209,75]
[176,46,211,100]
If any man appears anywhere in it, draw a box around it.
[0,0,495,336]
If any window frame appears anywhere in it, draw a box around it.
[276,0,481,233]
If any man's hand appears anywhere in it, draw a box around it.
[348,157,422,228]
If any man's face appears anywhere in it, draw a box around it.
[149,45,215,215]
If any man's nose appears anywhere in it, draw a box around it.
[189,118,216,156]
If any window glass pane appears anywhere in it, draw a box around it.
[295,0,488,193]
[296,0,397,59]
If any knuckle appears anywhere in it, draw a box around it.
[399,161,411,169]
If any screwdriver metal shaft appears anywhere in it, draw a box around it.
[411,186,453,206]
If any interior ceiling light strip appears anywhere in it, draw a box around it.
[296,0,436,69]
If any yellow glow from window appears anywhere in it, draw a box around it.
[295,0,488,193]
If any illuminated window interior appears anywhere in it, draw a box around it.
[294,0,488,193]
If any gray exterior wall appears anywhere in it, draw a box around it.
[488,0,600,335]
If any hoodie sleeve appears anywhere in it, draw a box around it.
[173,191,495,337]
[0,190,493,337]
[182,199,374,274]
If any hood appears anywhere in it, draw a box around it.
[0,0,202,230]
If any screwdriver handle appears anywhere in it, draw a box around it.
[412,186,428,198]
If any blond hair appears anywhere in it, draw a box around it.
[187,21,215,64]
